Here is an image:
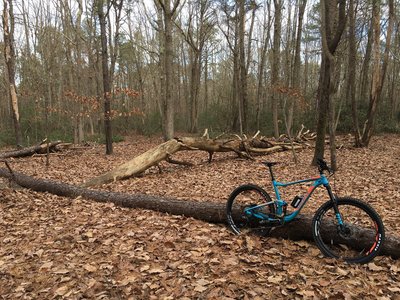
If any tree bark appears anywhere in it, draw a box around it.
[255,2,271,131]
[158,0,180,141]
[2,0,22,147]
[289,0,307,136]
[81,135,305,187]
[97,0,113,155]
[271,0,283,139]
[312,0,346,166]
[0,141,64,159]
[347,0,362,147]
[361,0,394,147]
[238,0,249,133]
[177,0,214,134]
[0,168,398,259]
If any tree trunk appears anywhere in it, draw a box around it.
[81,134,306,187]
[271,0,283,139]
[178,0,213,134]
[2,0,22,147]
[232,32,242,134]
[361,0,394,147]
[359,15,373,110]
[0,168,398,259]
[97,0,113,154]
[255,2,271,131]
[313,56,331,164]
[0,141,64,159]
[312,0,346,166]
[238,0,248,133]
[347,0,362,147]
[159,0,179,141]
[289,0,307,136]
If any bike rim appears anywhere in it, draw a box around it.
[228,188,274,235]
[314,202,383,263]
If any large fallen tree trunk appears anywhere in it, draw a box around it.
[0,140,65,159]
[82,135,305,187]
[0,167,398,259]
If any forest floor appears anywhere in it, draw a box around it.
[0,134,400,299]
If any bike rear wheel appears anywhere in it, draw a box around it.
[312,197,385,264]
[226,184,275,235]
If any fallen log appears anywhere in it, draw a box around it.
[0,140,65,159]
[82,135,304,187]
[0,167,398,259]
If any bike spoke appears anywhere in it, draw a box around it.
[312,198,384,264]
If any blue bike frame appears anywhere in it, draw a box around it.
[247,174,331,224]
[276,174,330,222]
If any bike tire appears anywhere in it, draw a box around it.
[226,184,275,236]
[312,197,385,264]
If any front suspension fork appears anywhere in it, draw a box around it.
[325,184,344,227]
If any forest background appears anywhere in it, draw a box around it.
[1,2,400,297]
[0,0,399,153]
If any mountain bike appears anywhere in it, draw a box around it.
[226,159,385,264]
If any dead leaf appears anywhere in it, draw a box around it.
[294,241,309,248]
[209,258,220,264]
[388,287,400,293]
[297,290,315,297]
[367,262,384,272]
[0,135,399,299]
[194,285,208,293]
[86,278,98,289]
[119,275,138,286]
[318,279,331,287]
[223,256,239,266]
[53,268,69,274]
[148,267,164,274]
[60,277,72,283]
[246,236,255,251]
[140,265,150,272]
[390,265,399,273]
[34,249,44,257]
[85,231,94,238]
[267,275,283,284]
[196,279,211,286]
[84,264,97,272]
[336,267,349,276]
[54,285,69,296]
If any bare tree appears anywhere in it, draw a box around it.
[177,0,215,133]
[157,0,181,141]
[288,0,307,136]
[312,0,347,169]
[2,0,22,147]
[238,0,248,133]
[361,0,394,146]
[271,0,283,138]
[347,0,361,147]
[255,1,272,130]
[97,0,113,154]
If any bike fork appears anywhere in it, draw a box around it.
[326,184,344,226]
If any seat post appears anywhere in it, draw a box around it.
[267,165,275,181]
[263,162,278,181]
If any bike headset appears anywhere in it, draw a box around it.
[317,158,337,196]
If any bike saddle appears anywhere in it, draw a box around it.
[262,161,279,167]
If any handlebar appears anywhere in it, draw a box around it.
[316,158,334,175]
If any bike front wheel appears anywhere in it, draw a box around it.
[226,184,275,236]
[312,197,385,264]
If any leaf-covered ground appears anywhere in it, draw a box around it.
[1,134,400,299]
